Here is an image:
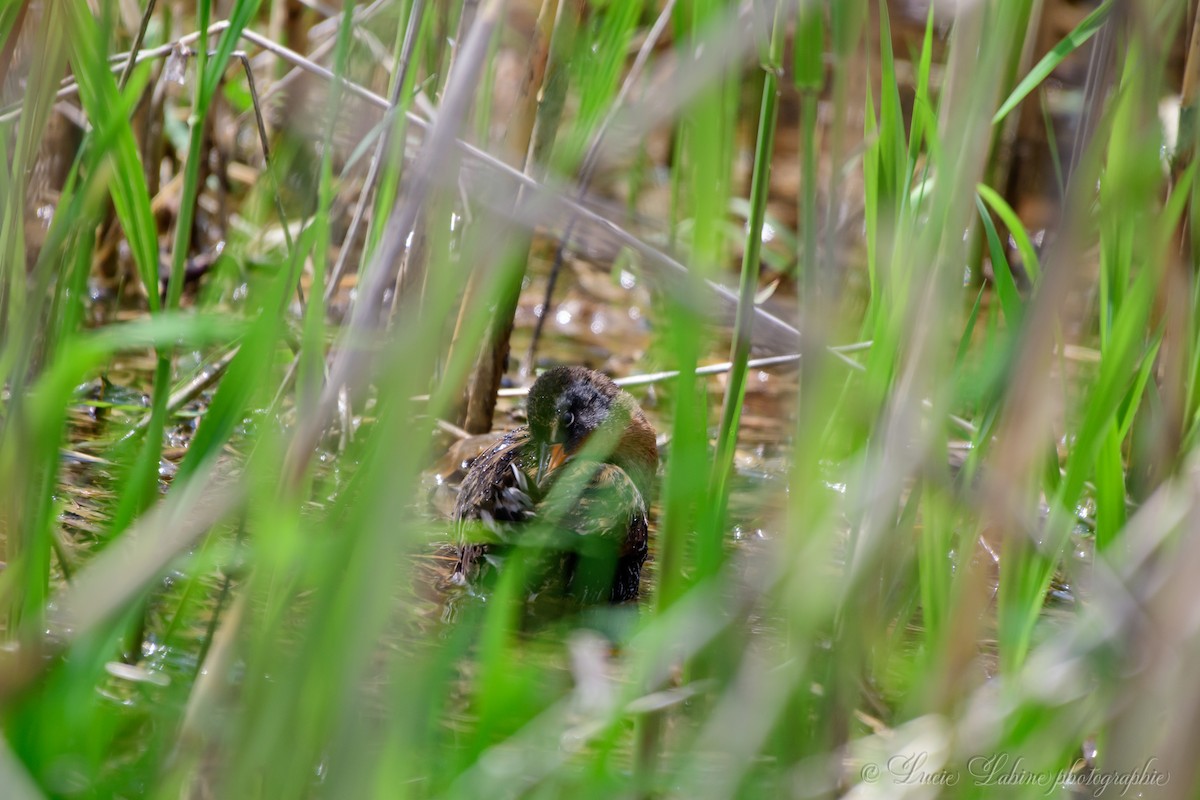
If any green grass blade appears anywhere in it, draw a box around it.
[992,0,1113,125]
[64,2,160,309]
[975,194,1023,325]
[977,182,1042,284]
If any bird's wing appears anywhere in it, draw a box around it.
[449,429,539,591]
[452,428,536,533]
[534,461,648,603]
[537,462,647,552]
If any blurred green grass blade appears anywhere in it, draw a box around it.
[574,0,643,137]
[1039,91,1067,200]
[997,535,1055,672]
[107,359,172,539]
[911,100,943,188]
[654,322,706,611]
[6,0,66,190]
[793,1,823,91]
[953,285,986,372]
[165,0,211,313]
[367,4,430,257]
[51,227,95,357]
[30,155,87,353]
[794,1,823,287]
[705,3,783,574]
[64,0,161,312]
[474,8,502,144]
[13,314,242,593]
[1098,240,1114,348]
[27,314,244,439]
[0,1,24,46]
[831,0,866,58]
[543,0,640,173]
[299,0,354,414]
[198,0,265,113]
[657,0,738,612]
[176,226,317,485]
[678,1,739,270]
[468,557,528,760]
[166,0,260,312]
[1158,158,1197,249]
[862,80,879,301]
[0,732,42,800]
[530,2,577,168]
[1118,337,1160,441]
[992,0,1112,126]
[976,183,1041,284]
[958,306,1007,464]
[1059,267,1160,516]
[975,195,1022,324]
[917,483,953,643]
[0,0,68,353]
[906,4,935,170]
[874,0,906,210]
[1093,422,1125,550]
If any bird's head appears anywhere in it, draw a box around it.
[525,366,657,493]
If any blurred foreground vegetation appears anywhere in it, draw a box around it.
[1,0,1199,797]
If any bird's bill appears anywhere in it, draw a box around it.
[535,441,569,486]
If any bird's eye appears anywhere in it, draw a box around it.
[562,411,575,429]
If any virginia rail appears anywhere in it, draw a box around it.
[451,366,658,604]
